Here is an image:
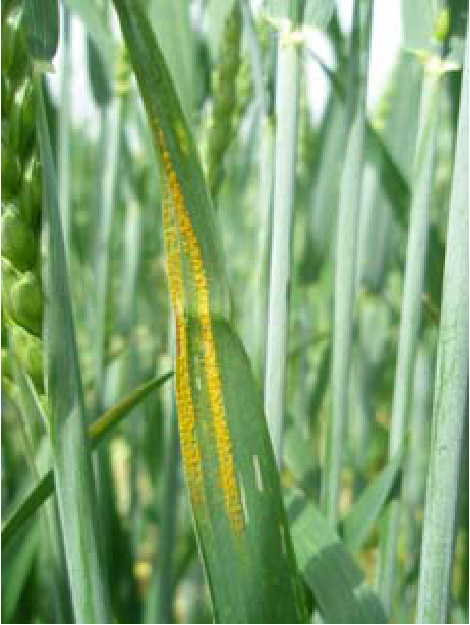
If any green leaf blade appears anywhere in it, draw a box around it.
[341,450,404,553]
[207,318,306,622]
[87,35,112,107]
[416,29,469,623]
[110,2,306,619]
[286,489,388,623]
[1,372,172,550]
[36,78,111,622]
[112,0,229,318]
[23,0,59,62]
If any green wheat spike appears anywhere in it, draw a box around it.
[1,1,44,400]
[206,2,243,200]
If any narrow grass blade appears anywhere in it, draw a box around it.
[251,116,275,379]
[7,361,69,620]
[264,19,300,466]
[11,360,63,556]
[308,339,331,425]
[365,126,410,227]
[240,0,274,377]
[63,0,114,73]
[1,521,40,622]
[1,473,53,554]
[326,115,365,523]
[89,371,173,445]
[379,69,440,615]
[87,35,112,106]
[399,341,435,607]
[23,0,59,63]
[283,412,319,488]
[357,54,423,291]
[146,314,179,624]
[402,342,434,513]
[240,0,268,116]
[341,449,404,552]
[94,99,122,409]
[309,93,349,262]
[158,392,180,623]
[307,46,412,228]
[285,488,387,623]
[326,0,373,526]
[36,79,112,623]
[2,371,173,549]
[58,4,70,256]
[10,359,45,474]
[416,31,469,623]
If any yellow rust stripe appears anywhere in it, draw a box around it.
[158,127,244,535]
[162,175,205,510]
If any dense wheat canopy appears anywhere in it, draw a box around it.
[1,0,468,623]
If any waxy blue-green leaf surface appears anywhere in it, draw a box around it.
[286,488,388,623]
[36,80,111,622]
[187,317,305,622]
[111,0,306,620]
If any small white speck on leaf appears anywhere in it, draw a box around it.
[253,455,263,492]
[239,472,249,524]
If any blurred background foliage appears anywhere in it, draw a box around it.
[1,0,468,622]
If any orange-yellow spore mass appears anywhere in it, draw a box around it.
[160,130,244,536]
[162,183,205,510]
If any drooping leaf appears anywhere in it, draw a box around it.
[1,521,40,622]
[308,93,349,263]
[341,449,404,552]
[366,51,423,230]
[286,488,388,623]
[23,0,59,62]
[308,47,415,233]
[2,472,54,552]
[308,339,331,425]
[63,0,114,70]
[283,412,320,495]
[1,371,173,549]
[89,371,173,446]
[87,35,112,107]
